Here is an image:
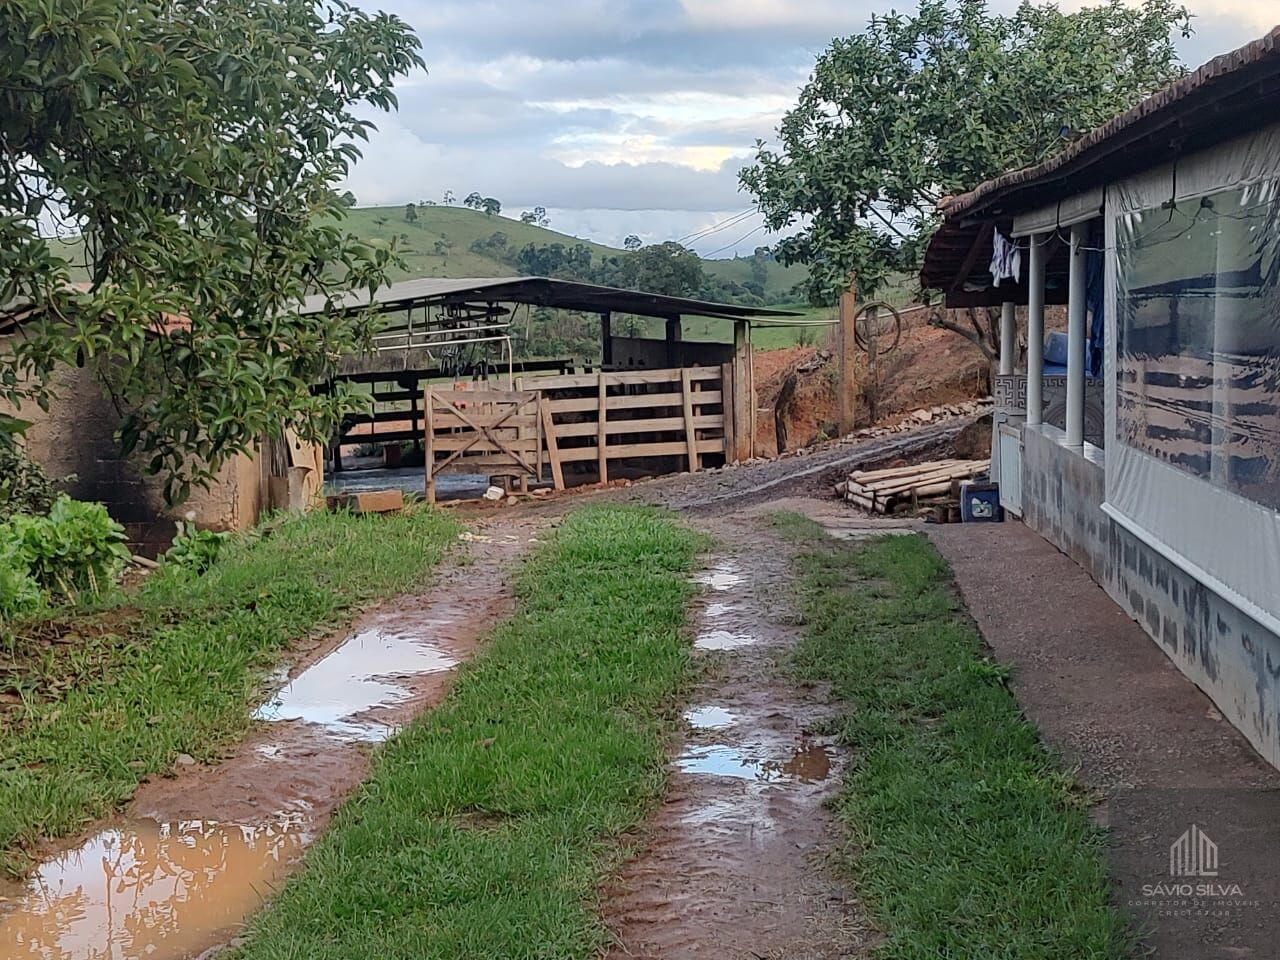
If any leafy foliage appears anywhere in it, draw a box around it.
[0,0,424,502]
[0,420,56,520]
[741,0,1191,303]
[0,539,42,621]
[1,496,131,602]
[163,522,232,575]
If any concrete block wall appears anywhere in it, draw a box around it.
[1022,425,1280,769]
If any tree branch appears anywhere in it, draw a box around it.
[929,307,997,360]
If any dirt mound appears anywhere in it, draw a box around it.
[754,310,989,456]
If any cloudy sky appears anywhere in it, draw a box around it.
[340,1,1271,257]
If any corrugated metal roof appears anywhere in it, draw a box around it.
[299,276,800,322]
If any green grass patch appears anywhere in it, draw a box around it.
[230,505,705,960]
[0,508,459,879]
[773,515,1127,960]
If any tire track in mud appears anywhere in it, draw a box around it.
[0,515,543,960]
[604,513,872,960]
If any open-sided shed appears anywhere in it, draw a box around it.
[308,276,800,494]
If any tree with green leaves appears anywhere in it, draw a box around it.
[464,192,484,210]
[741,0,1191,316]
[624,234,643,252]
[0,0,423,501]
[618,242,704,298]
[481,197,502,217]
[404,202,418,223]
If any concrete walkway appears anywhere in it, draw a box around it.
[929,521,1280,959]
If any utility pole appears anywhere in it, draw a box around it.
[838,275,858,436]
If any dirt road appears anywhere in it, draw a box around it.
[602,511,872,959]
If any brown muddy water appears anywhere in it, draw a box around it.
[0,817,306,959]
[0,527,527,960]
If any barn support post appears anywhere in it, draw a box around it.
[1067,222,1088,447]
[1026,233,1047,427]
[665,316,682,367]
[601,311,613,369]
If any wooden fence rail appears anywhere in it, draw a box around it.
[424,366,734,496]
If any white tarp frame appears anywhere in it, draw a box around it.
[1103,123,1280,632]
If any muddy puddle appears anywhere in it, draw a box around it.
[677,741,833,784]
[694,561,744,592]
[695,629,758,651]
[684,706,736,730]
[254,627,457,742]
[0,524,529,960]
[0,817,306,959]
[692,559,761,651]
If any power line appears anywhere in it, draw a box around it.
[699,223,767,259]
[675,208,755,246]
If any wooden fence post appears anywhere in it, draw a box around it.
[424,384,435,505]
[597,371,609,485]
[539,398,565,491]
[680,367,699,473]
[721,361,736,464]
[839,276,859,436]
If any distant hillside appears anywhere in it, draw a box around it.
[342,204,809,302]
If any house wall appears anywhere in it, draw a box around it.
[2,357,321,555]
[1022,424,1280,768]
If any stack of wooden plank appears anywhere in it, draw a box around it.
[836,459,990,514]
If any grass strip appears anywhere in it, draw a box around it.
[0,508,458,879]
[230,505,704,960]
[773,513,1127,960]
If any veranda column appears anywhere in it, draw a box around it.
[1066,222,1088,447]
[999,300,1016,376]
[1026,233,1047,427]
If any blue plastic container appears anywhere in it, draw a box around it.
[960,481,1004,523]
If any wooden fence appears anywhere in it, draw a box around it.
[423,367,737,496]
[523,367,729,485]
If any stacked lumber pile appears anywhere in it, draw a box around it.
[836,459,990,514]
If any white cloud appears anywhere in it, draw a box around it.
[342,0,1270,257]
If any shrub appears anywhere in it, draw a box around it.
[0,428,56,520]
[2,496,131,602]
[0,540,41,621]
[163,522,231,574]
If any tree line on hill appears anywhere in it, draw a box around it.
[467,232,786,308]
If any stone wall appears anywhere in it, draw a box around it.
[1022,424,1280,769]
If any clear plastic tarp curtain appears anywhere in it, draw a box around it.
[1116,182,1280,507]
[1105,125,1280,629]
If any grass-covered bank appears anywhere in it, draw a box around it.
[0,508,458,879]
[230,506,704,960]
[773,514,1127,960]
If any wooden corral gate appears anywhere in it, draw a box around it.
[424,388,565,503]
[425,366,738,497]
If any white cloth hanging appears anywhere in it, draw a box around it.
[990,231,1022,284]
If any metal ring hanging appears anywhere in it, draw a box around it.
[853,301,903,356]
